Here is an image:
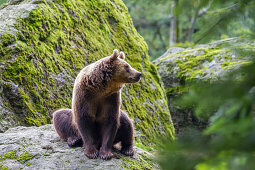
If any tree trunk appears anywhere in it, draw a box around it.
[169,0,177,46]
[188,0,212,42]
[188,5,199,42]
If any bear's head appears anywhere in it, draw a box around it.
[109,49,142,84]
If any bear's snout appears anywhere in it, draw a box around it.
[127,71,142,83]
[137,72,142,78]
[134,72,142,82]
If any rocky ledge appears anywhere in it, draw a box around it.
[0,124,155,169]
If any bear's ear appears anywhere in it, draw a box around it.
[119,51,125,60]
[110,49,119,61]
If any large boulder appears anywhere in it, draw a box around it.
[0,124,157,169]
[0,0,175,144]
[154,39,252,134]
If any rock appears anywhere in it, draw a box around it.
[154,39,252,135]
[0,124,156,169]
[0,0,175,144]
[0,96,21,132]
[0,1,37,35]
[153,47,185,64]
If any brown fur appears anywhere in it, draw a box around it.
[53,49,141,160]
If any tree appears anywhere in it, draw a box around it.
[123,0,213,58]
[123,0,171,59]
[169,0,177,46]
[123,0,255,59]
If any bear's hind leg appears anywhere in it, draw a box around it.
[114,110,134,156]
[67,136,83,147]
[52,109,82,147]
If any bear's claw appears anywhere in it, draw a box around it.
[85,152,99,159]
[99,151,114,160]
[84,148,99,159]
[121,147,134,156]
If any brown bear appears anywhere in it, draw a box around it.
[53,49,142,160]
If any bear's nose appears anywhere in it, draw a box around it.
[138,72,142,77]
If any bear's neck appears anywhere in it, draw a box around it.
[102,81,124,97]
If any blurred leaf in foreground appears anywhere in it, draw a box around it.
[158,47,255,170]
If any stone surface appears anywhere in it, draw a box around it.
[0,96,21,132]
[0,0,175,144]
[0,124,156,170]
[154,39,252,135]
[0,1,37,35]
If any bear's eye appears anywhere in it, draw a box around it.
[125,65,130,72]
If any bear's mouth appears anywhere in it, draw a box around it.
[129,73,142,83]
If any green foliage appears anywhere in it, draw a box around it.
[0,0,7,6]
[123,0,171,59]
[158,46,255,169]
[195,0,255,43]
[123,0,255,60]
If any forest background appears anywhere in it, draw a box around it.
[123,0,255,60]
[123,0,255,169]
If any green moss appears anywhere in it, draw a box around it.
[0,0,175,145]
[221,60,252,70]
[26,163,31,166]
[121,154,155,170]
[0,149,34,164]
[0,166,7,170]
[166,85,187,96]
[172,47,227,79]
[160,46,249,82]
[2,151,17,159]
[17,151,34,164]
[135,137,157,152]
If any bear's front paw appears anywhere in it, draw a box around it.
[99,149,114,160]
[121,146,134,156]
[84,147,99,159]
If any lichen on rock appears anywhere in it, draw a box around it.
[0,0,175,144]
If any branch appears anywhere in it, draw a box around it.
[195,2,241,43]
[194,15,225,44]
[207,3,239,15]
[198,0,213,17]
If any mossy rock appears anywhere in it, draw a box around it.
[0,0,175,144]
[0,124,158,169]
[154,39,252,135]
